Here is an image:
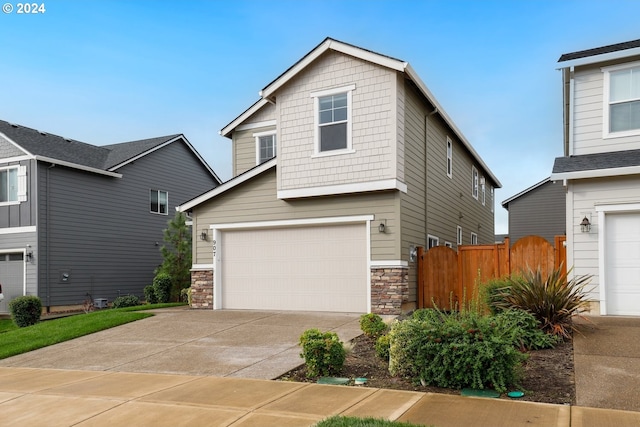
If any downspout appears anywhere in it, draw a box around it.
[424,108,438,242]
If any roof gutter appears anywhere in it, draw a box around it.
[34,155,122,178]
[556,46,640,69]
[551,165,640,181]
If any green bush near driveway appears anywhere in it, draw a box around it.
[9,295,42,327]
[112,295,141,309]
[299,328,346,378]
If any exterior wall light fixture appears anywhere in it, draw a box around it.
[378,220,387,233]
[200,229,208,241]
[580,216,591,233]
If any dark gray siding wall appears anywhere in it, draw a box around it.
[506,180,566,244]
[0,159,37,228]
[37,141,219,306]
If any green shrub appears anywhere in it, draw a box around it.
[299,328,346,377]
[388,309,527,393]
[9,296,42,328]
[112,295,141,309]
[144,285,157,304]
[375,334,391,360]
[493,309,558,350]
[153,273,172,304]
[491,266,592,339]
[479,277,512,315]
[411,308,445,323]
[359,313,387,338]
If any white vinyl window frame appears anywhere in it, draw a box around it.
[150,189,168,215]
[446,136,453,178]
[457,226,463,245]
[311,84,356,157]
[602,61,640,139]
[470,232,478,245]
[444,241,453,248]
[427,234,439,249]
[472,166,479,200]
[254,130,276,165]
[0,165,26,205]
[481,176,486,206]
[490,186,494,213]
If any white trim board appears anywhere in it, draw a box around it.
[277,179,407,199]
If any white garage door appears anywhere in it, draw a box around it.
[221,223,368,312]
[605,212,640,315]
[0,253,24,313]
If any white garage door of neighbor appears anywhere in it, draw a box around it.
[221,223,368,312]
[605,212,640,315]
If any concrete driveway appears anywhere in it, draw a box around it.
[0,307,363,379]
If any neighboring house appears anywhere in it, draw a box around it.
[0,119,221,313]
[551,39,640,316]
[501,177,566,244]
[178,38,500,315]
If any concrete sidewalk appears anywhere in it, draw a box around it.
[1,367,640,427]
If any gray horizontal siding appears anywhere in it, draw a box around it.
[38,141,219,306]
[0,159,36,228]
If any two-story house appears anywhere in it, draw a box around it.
[551,39,640,316]
[0,120,221,314]
[178,38,500,315]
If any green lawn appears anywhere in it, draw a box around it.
[315,416,431,427]
[0,303,185,359]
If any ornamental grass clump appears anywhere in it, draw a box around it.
[491,266,593,339]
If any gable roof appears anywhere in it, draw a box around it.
[0,119,220,182]
[557,39,640,68]
[501,177,551,209]
[551,149,640,181]
[220,37,501,188]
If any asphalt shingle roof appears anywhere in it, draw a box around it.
[558,39,640,62]
[552,149,640,173]
[0,119,181,171]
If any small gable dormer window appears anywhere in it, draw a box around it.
[311,84,355,156]
[603,62,640,138]
[254,130,276,164]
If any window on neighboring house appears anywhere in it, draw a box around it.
[427,235,439,249]
[444,241,453,248]
[470,232,478,245]
[254,131,276,164]
[312,84,355,155]
[446,137,453,178]
[490,186,494,212]
[457,226,463,245]
[472,166,479,199]
[0,166,26,204]
[481,176,486,206]
[150,189,168,214]
[604,62,640,137]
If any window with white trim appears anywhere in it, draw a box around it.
[481,176,486,206]
[603,62,640,137]
[446,137,453,178]
[472,166,479,199]
[490,186,494,212]
[312,84,355,155]
[150,189,168,214]
[0,166,26,204]
[470,232,478,245]
[457,226,463,245]
[427,235,439,249]
[254,130,276,164]
[444,241,453,248]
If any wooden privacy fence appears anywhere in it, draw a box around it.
[417,235,566,310]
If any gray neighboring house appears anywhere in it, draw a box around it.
[501,177,566,244]
[0,119,221,313]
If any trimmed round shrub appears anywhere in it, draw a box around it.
[112,295,141,309]
[299,328,346,377]
[359,313,388,338]
[9,295,42,327]
[144,284,157,304]
[375,334,391,360]
[153,273,172,303]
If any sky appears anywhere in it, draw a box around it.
[1,0,639,234]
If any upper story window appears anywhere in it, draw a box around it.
[254,130,276,164]
[490,186,494,213]
[457,226,463,245]
[311,84,355,156]
[471,166,479,199]
[481,176,486,206]
[603,62,640,137]
[0,166,26,205]
[470,232,478,245]
[427,235,439,249]
[446,137,453,178]
[150,189,168,215]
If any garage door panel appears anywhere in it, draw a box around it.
[221,223,367,312]
[605,212,640,315]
